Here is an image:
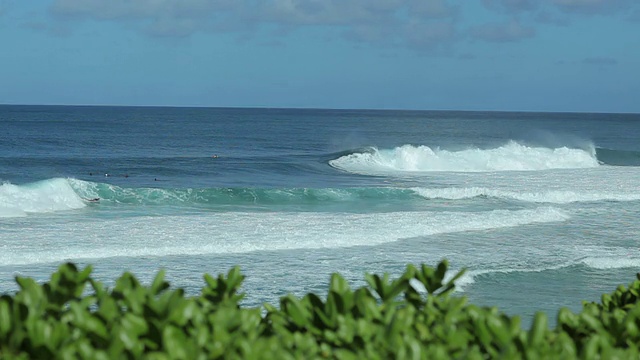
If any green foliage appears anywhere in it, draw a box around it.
[1,261,640,359]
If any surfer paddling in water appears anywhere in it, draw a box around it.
[85,198,100,202]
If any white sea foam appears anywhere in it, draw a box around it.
[580,257,640,269]
[329,141,599,174]
[447,254,640,291]
[412,187,640,204]
[451,271,477,290]
[452,261,580,291]
[0,207,568,265]
[413,262,576,293]
[0,178,86,218]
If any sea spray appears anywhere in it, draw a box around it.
[0,178,86,217]
[329,141,600,174]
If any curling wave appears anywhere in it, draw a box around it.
[328,141,600,174]
[66,178,417,206]
[0,178,86,218]
[595,147,640,166]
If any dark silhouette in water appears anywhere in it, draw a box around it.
[85,198,100,202]
[89,172,129,177]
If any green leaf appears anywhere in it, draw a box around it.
[168,301,198,327]
[528,312,548,346]
[121,313,148,338]
[330,274,351,295]
[0,298,11,337]
[163,325,189,359]
[486,315,511,346]
[282,296,309,328]
[150,269,169,295]
[226,266,244,290]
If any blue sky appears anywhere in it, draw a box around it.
[0,0,638,112]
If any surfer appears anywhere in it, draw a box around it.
[85,198,100,202]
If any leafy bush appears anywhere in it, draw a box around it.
[1,260,640,359]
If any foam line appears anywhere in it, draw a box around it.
[450,255,640,291]
[580,257,640,269]
[0,207,568,265]
[412,187,640,204]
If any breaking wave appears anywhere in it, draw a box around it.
[3,176,639,218]
[329,141,600,174]
[0,178,86,218]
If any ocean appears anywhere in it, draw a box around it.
[1,105,639,326]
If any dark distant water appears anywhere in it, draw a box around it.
[1,105,640,326]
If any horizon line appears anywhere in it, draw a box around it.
[0,102,638,116]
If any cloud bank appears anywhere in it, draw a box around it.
[45,0,639,51]
[469,19,535,42]
[582,56,618,66]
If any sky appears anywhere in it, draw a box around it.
[0,0,638,113]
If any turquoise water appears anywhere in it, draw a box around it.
[1,105,640,326]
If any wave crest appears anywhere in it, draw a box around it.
[0,178,86,218]
[329,141,600,174]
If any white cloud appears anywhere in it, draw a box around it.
[552,0,633,14]
[534,11,570,26]
[49,0,463,50]
[0,0,12,17]
[51,0,234,20]
[404,20,456,50]
[41,0,640,50]
[482,0,539,13]
[482,0,638,23]
[490,0,639,15]
[582,56,618,65]
[469,19,535,43]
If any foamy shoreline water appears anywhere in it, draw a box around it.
[2,106,639,326]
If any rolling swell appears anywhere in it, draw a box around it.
[67,178,417,207]
[1,178,422,216]
[595,147,640,166]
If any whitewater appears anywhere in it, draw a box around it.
[1,106,639,326]
[328,141,600,173]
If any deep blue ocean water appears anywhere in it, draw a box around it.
[1,105,640,326]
